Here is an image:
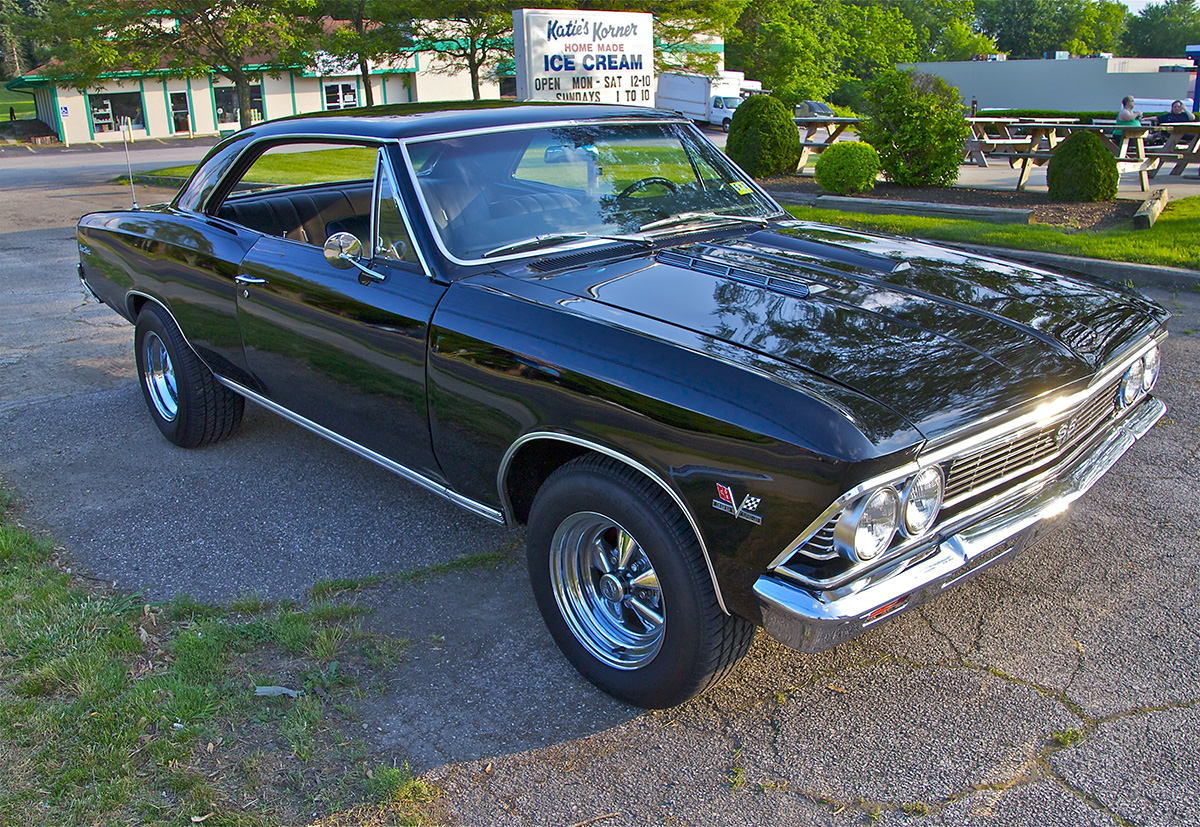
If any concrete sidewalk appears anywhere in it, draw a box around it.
[953,161,1200,200]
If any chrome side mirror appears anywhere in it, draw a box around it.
[323,232,384,283]
[324,232,363,269]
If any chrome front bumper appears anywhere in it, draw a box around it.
[754,396,1165,654]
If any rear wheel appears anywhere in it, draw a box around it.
[527,455,754,708]
[134,304,244,448]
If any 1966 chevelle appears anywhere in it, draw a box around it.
[78,102,1167,708]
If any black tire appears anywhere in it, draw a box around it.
[722,119,731,133]
[133,303,244,448]
[527,454,754,708]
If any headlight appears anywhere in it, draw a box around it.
[1120,357,1145,407]
[1142,345,1160,393]
[902,466,944,538]
[837,486,900,563]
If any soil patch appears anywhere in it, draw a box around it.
[759,175,1141,232]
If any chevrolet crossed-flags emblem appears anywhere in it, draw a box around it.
[713,483,762,525]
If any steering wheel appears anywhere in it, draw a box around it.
[617,176,679,199]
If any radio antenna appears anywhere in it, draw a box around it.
[121,117,139,210]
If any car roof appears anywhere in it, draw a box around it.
[245,101,685,142]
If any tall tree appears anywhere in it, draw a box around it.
[577,0,748,75]
[726,0,844,105]
[34,0,321,128]
[317,1,416,107]
[1123,0,1200,57]
[409,0,513,101]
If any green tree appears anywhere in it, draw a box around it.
[858,68,971,186]
[936,18,1001,59]
[726,0,845,107]
[409,0,512,101]
[317,1,416,107]
[1123,0,1200,57]
[33,0,320,128]
[977,0,1130,58]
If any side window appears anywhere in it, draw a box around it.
[374,157,420,266]
[214,141,376,248]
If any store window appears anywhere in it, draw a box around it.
[324,82,358,111]
[214,84,264,126]
[88,92,144,133]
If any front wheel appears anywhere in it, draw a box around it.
[527,455,754,708]
[134,304,244,448]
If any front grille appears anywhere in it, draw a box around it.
[779,374,1127,588]
[943,377,1120,506]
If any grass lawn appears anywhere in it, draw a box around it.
[0,486,522,825]
[0,88,37,120]
[784,195,1200,272]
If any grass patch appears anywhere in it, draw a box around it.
[0,491,439,826]
[0,88,36,120]
[785,195,1200,271]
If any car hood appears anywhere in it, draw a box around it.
[540,222,1167,442]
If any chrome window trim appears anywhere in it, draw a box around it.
[184,133,393,219]
[216,377,505,525]
[396,118,785,268]
[766,333,1167,573]
[497,431,729,615]
[373,146,434,278]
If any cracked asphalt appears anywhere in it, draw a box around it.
[1,166,1198,826]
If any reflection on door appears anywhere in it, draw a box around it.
[170,92,190,133]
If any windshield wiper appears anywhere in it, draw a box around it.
[639,212,774,233]
[482,232,653,259]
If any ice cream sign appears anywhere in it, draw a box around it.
[513,9,655,105]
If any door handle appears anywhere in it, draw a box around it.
[235,274,269,286]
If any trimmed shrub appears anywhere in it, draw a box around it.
[814,141,880,194]
[1046,130,1118,202]
[725,95,801,178]
[858,70,971,187]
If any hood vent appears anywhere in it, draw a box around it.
[742,230,911,276]
[657,249,814,299]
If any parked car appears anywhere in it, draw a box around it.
[78,102,1168,708]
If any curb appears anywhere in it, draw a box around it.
[768,190,1199,290]
[944,243,1200,290]
[770,191,1033,224]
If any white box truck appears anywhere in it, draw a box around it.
[656,71,751,132]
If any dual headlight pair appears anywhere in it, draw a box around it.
[834,466,945,564]
[1120,345,1160,408]
[835,344,1161,568]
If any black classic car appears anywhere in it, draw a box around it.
[78,102,1168,708]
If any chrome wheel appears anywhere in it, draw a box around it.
[141,330,178,421]
[549,511,665,669]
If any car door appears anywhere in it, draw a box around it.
[232,145,447,482]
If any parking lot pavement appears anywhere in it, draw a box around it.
[0,182,1197,825]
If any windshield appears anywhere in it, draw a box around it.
[721,97,742,109]
[403,121,780,262]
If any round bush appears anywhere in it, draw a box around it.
[858,70,970,187]
[725,95,801,178]
[1046,130,1118,202]
[814,141,880,194]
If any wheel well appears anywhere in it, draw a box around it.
[126,293,150,321]
[504,439,589,524]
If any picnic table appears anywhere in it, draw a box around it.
[793,116,859,169]
[993,123,1160,192]
[1149,122,1200,178]
[964,117,1029,167]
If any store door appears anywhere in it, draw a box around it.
[170,93,190,133]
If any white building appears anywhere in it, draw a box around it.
[901,56,1195,113]
[5,50,499,146]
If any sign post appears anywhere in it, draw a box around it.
[513,8,655,106]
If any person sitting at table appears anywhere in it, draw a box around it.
[1158,100,1196,125]
[1116,96,1142,128]
[1146,100,1196,144]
